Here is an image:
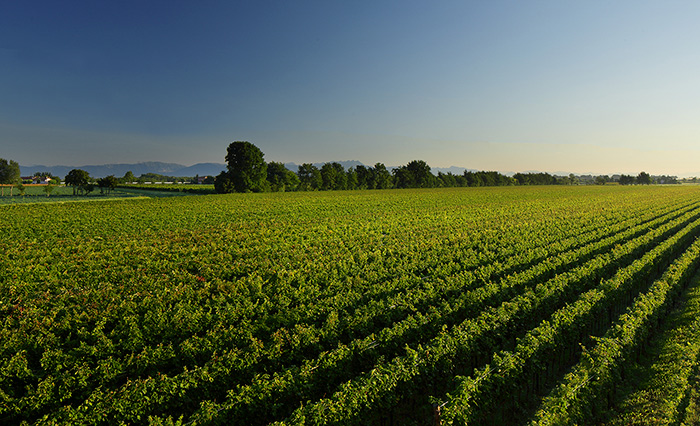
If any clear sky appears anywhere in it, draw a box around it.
[2,1,700,175]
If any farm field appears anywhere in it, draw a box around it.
[0,185,209,205]
[0,185,146,205]
[117,184,216,196]
[3,185,700,425]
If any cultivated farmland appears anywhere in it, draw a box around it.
[3,185,700,425]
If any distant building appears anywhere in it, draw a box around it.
[20,176,54,184]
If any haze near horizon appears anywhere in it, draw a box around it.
[2,1,700,176]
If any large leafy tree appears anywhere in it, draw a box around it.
[0,158,20,196]
[214,171,235,194]
[345,167,358,190]
[393,160,436,188]
[97,175,118,194]
[65,169,91,195]
[320,162,347,190]
[619,174,636,185]
[121,171,136,184]
[297,163,322,191]
[267,162,299,192]
[218,141,268,193]
[373,163,393,189]
[355,165,372,189]
[637,171,652,185]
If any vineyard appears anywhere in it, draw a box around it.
[3,185,700,425]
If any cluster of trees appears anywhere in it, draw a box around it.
[616,171,679,185]
[63,169,100,195]
[0,158,21,196]
[62,170,119,195]
[214,142,406,193]
[619,172,650,185]
[215,142,653,194]
[1,146,683,198]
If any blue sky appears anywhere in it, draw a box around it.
[2,1,700,175]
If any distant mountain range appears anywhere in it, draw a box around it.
[20,162,228,179]
[17,160,554,180]
[22,161,682,180]
[20,160,376,178]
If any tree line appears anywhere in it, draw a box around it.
[0,146,681,197]
[212,142,676,194]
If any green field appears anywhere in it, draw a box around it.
[3,185,700,425]
[117,184,216,195]
[0,185,206,205]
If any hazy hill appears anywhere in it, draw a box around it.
[20,162,227,179]
[22,161,660,180]
[21,161,480,179]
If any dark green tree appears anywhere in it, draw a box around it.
[320,162,347,190]
[267,162,299,192]
[637,171,652,185]
[355,165,372,189]
[619,174,636,185]
[437,172,457,187]
[219,141,268,193]
[346,167,358,190]
[0,158,20,196]
[393,160,435,188]
[122,171,136,184]
[464,171,483,187]
[297,163,322,191]
[214,171,235,194]
[83,183,95,195]
[97,175,118,194]
[65,169,91,195]
[373,163,393,189]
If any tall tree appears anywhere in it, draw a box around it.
[619,174,636,185]
[0,158,20,196]
[346,167,358,190]
[297,163,322,191]
[97,175,118,194]
[267,161,299,192]
[355,165,372,189]
[65,169,91,195]
[122,171,136,184]
[320,162,347,190]
[214,171,235,194]
[219,141,268,193]
[637,171,652,185]
[393,160,435,188]
[373,163,393,189]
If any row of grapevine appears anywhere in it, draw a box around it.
[439,216,700,424]
[3,189,679,425]
[262,210,700,426]
[5,192,669,425]
[606,273,700,425]
[170,198,700,425]
[528,236,700,425]
[2,186,700,425]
